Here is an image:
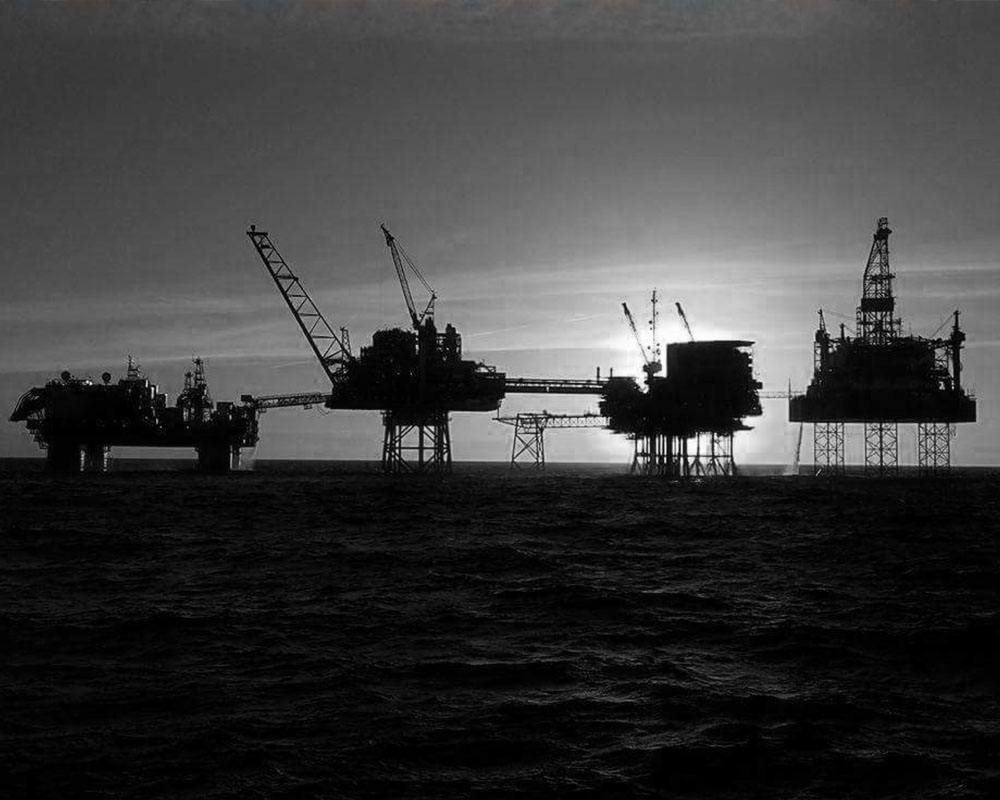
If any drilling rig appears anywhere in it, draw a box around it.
[789,217,976,476]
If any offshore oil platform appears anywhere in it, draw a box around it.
[9,358,259,472]
[8,217,977,477]
[245,224,603,473]
[491,295,765,475]
[599,292,762,476]
[789,218,976,476]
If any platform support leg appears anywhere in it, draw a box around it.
[382,410,451,474]
[710,432,735,476]
[198,443,240,472]
[690,435,705,477]
[864,421,898,478]
[631,433,664,476]
[917,422,951,476]
[510,415,546,470]
[630,436,641,474]
[82,444,110,472]
[663,435,674,477]
[684,433,735,477]
[631,433,655,475]
[46,439,83,472]
[813,422,845,476]
[633,433,736,479]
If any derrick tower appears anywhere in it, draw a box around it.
[856,217,900,346]
[790,218,976,476]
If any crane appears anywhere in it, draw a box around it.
[381,224,436,330]
[675,302,695,342]
[622,302,644,360]
[622,298,662,384]
[246,226,353,386]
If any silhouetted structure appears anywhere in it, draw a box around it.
[248,225,612,473]
[789,218,976,476]
[9,358,259,472]
[495,412,607,470]
[247,225,506,473]
[601,294,762,477]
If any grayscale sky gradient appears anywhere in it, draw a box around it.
[2,0,999,464]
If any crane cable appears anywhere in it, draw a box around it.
[823,308,856,337]
[928,310,957,340]
[395,241,435,295]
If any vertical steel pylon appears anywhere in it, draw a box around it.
[917,422,951,476]
[864,421,898,478]
[510,414,547,469]
[813,422,845,476]
[710,432,735,476]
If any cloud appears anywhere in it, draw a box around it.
[4,0,860,44]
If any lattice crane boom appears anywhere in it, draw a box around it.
[623,297,663,383]
[381,224,436,330]
[247,225,352,386]
[240,391,330,411]
[622,302,649,367]
[675,302,695,342]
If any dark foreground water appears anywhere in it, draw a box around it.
[2,462,999,798]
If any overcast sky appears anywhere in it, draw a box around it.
[2,0,999,464]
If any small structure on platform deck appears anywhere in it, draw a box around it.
[789,217,976,476]
[9,358,259,472]
[601,293,763,477]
